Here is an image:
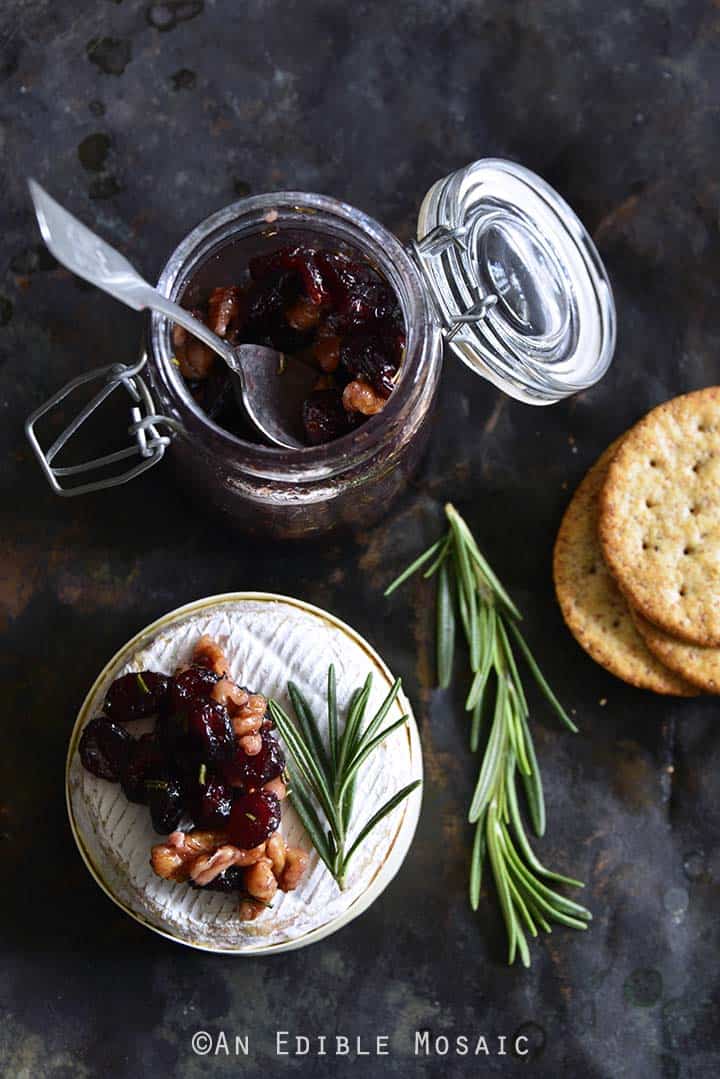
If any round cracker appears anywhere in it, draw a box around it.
[553,440,698,695]
[631,607,720,693]
[599,387,720,646]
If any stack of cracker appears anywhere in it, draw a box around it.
[554,387,720,695]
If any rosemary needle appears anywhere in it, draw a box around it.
[269,669,421,890]
[384,502,591,967]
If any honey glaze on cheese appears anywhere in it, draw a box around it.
[68,598,416,948]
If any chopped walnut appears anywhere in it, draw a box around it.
[263,775,287,801]
[208,285,242,338]
[314,334,341,372]
[172,314,216,380]
[232,693,267,737]
[286,295,321,332]
[150,829,265,885]
[151,829,226,883]
[192,635,228,676]
[190,842,267,886]
[264,834,308,891]
[238,898,265,921]
[266,833,287,877]
[279,847,309,892]
[239,732,262,756]
[342,378,386,416]
[212,677,249,713]
[190,845,242,886]
[244,857,278,903]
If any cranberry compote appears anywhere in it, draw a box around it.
[104,671,169,722]
[121,732,167,803]
[79,717,131,782]
[173,244,405,446]
[186,773,234,829]
[221,727,285,791]
[228,790,281,849]
[147,777,184,834]
[78,639,289,873]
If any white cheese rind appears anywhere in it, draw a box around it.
[68,597,419,950]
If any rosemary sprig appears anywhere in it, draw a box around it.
[269,668,421,890]
[385,502,591,966]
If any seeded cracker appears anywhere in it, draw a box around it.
[599,387,720,646]
[553,441,697,695]
[631,607,720,693]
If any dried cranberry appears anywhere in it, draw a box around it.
[221,728,285,791]
[168,665,220,709]
[190,864,245,892]
[159,699,234,770]
[339,281,394,330]
[79,717,131,782]
[147,776,184,834]
[249,245,329,307]
[228,790,281,849]
[245,276,311,353]
[340,334,397,397]
[121,733,167,803]
[186,773,234,828]
[302,388,351,445]
[104,671,169,723]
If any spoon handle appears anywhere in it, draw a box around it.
[27,179,235,366]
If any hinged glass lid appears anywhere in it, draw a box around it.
[413,159,616,404]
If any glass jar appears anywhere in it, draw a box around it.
[146,192,441,538]
[25,159,616,539]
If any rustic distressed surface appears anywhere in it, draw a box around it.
[2,2,720,1076]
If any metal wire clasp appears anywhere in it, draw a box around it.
[410,225,497,341]
[25,355,180,496]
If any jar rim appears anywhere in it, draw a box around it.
[148,192,437,481]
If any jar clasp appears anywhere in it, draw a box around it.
[410,225,498,342]
[24,355,181,497]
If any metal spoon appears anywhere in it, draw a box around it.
[28,180,318,450]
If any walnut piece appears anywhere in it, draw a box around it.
[314,333,341,372]
[266,833,287,877]
[208,286,242,338]
[212,677,249,712]
[150,829,265,885]
[192,635,228,676]
[239,733,262,755]
[342,378,386,416]
[232,693,267,737]
[263,775,287,801]
[238,898,265,921]
[191,842,267,886]
[172,315,216,380]
[244,857,278,903]
[279,847,309,892]
[151,829,226,882]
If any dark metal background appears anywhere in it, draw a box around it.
[2,2,719,1076]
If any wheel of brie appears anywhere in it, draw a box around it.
[66,593,422,953]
